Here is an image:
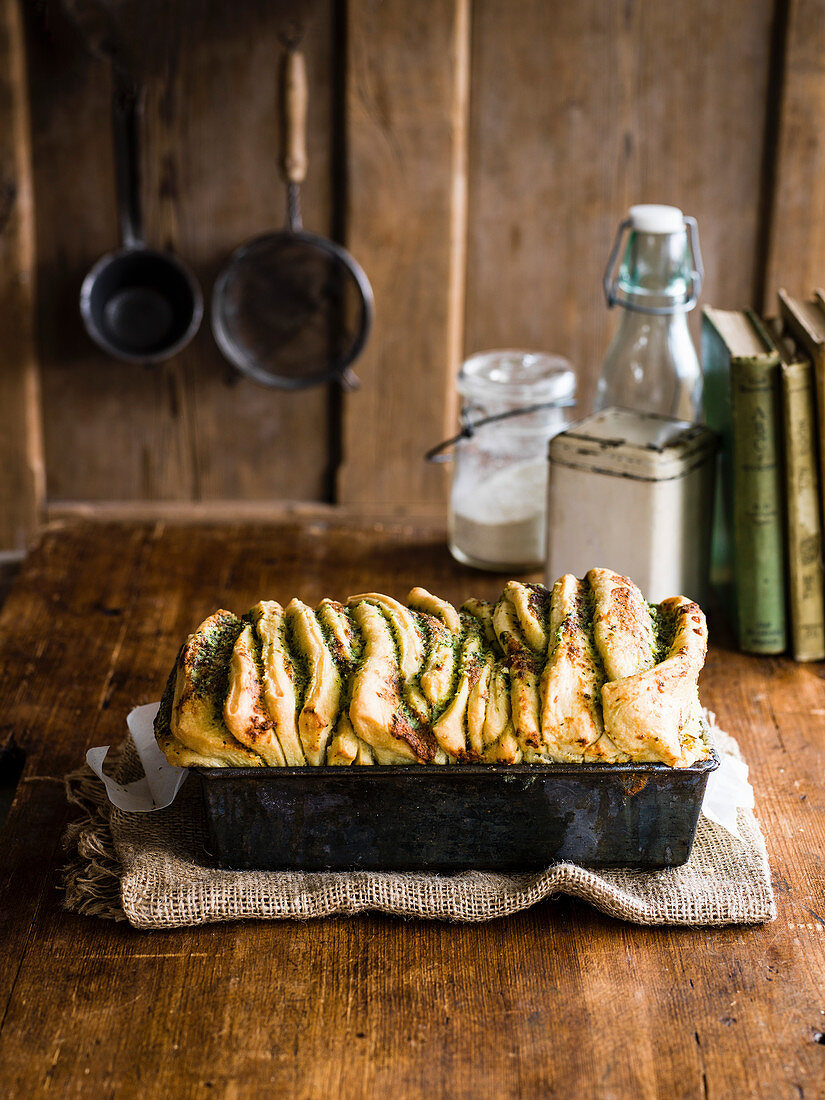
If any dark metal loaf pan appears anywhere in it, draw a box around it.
[195,751,719,872]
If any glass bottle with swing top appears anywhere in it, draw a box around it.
[595,204,704,421]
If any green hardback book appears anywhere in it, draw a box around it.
[765,319,825,661]
[702,307,787,654]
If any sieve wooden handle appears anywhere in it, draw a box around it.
[280,46,307,184]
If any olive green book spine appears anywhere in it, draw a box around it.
[780,360,825,660]
[779,290,825,542]
[703,308,787,654]
[730,356,787,653]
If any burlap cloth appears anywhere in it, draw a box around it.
[62,718,776,929]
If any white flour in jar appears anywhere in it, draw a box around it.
[450,458,548,568]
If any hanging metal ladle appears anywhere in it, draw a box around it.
[80,62,204,363]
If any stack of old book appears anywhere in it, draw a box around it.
[703,294,825,661]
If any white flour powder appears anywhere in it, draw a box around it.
[450,459,548,568]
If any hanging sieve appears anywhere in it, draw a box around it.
[211,37,373,390]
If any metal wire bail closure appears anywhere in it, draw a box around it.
[602,215,704,316]
[424,399,577,463]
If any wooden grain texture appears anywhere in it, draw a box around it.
[338,0,470,511]
[764,0,825,308]
[11,0,818,521]
[0,518,824,1099]
[465,0,776,412]
[45,498,427,523]
[0,0,44,551]
[24,0,334,504]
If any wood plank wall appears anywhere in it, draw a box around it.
[338,0,469,512]
[0,0,43,552]
[765,0,825,301]
[3,0,825,545]
[465,0,775,411]
[24,0,334,507]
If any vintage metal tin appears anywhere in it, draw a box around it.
[546,407,718,604]
[195,749,718,873]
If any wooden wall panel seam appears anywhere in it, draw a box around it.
[763,0,825,307]
[447,0,471,416]
[338,0,471,510]
[752,0,791,313]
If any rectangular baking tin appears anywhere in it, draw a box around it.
[195,751,719,873]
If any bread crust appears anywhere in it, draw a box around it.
[155,573,710,770]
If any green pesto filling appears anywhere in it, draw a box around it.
[406,609,433,704]
[240,612,268,687]
[648,602,678,664]
[191,614,243,708]
[425,614,466,726]
[579,580,606,687]
[578,583,596,633]
[282,615,309,713]
[155,652,180,739]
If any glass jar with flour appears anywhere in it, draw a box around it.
[440,350,575,571]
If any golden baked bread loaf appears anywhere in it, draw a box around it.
[154,568,710,769]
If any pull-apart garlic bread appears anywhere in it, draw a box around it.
[155,570,710,769]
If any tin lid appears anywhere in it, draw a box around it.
[548,406,718,480]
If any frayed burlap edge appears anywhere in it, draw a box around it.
[63,760,126,922]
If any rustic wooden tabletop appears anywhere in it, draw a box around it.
[0,517,823,1098]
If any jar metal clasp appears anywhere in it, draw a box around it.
[425,399,577,463]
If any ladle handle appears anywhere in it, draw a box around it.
[111,64,143,249]
[279,46,308,186]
